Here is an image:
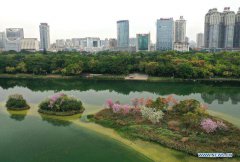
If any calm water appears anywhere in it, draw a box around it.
[0,78,240,162]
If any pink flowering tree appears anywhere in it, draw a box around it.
[200,118,218,133]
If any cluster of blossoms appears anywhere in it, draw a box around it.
[106,98,164,124]
[140,107,164,124]
[131,97,154,108]
[48,93,66,108]
[105,99,131,115]
[200,118,228,133]
[8,94,24,100]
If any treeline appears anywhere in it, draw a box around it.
[0,51,240,78]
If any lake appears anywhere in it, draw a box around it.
[0,78,240,162]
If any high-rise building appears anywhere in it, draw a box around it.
[156,18,174,51]
[174,16,189,52]
[117,20,129,48]
[208,8,221,48]
[39,23,50,51]
[196,33,204,48]
[136,33,150,52]
[223,7,235,48]
[204,8,236,49]
[6,28,24,41]
[20,38,39,52]
[234,8,240,48]
[4,28,24,52]
[0,32,6,51]
[175,16,186,43]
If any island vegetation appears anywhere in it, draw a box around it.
[88,96,240,157]
[6,94,30,110]
[39,93,85,116]
[0,51,240,79]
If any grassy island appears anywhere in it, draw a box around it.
[39,93,85,116]
[89,96,240,157]
[6,94,30,110]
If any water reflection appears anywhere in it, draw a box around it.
[39,114,72,127]
[0,78,240,104]
[7,109,29,121]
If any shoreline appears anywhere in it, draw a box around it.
[0,73,240,82]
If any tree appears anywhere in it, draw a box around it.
[62,61,83,76]
[145,62,159,75]
[16,62,27,73]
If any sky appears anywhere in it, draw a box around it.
[0,0,239,43]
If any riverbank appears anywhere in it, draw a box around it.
[0,73,240,82]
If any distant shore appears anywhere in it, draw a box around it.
[0,73,240,82]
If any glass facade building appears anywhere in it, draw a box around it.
[39,23,50,51]
[156,18,174,51]
[117,20,129,48]
[136,33,150,51]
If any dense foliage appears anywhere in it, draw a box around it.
[0,51,240,78]
[6,94,29,110]
[39,93,84,114]
[91,96,240,156]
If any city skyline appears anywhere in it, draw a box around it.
[0,0,239,43]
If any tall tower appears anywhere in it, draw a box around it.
[156,18,174,51]
[223,7,235,48]
[204,11,210,48]
[117,20,129,48]
[234,8,240,48]
[39,23,50,51]
[209,8,221,49]
[175,16,186,43]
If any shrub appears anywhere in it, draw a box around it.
[39,93,84,113]
[146,96,178,112]
[140,107,164,124]
[216,121,228,131]
[6,94,29,110]
[168,120,181,131]
[173,99,200,114]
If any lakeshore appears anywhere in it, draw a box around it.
[0,73,240,82]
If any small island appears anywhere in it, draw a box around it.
[89,96,240,157]
[6,94,30,110]
[39,93,85,116]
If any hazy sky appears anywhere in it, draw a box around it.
[0,0,239,43]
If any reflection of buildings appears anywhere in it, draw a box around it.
[201,92,240,104]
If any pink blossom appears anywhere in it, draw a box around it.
[200,118,218,133]
[122,104,131,115]
[106,99,114,109]
[112,104,121,113]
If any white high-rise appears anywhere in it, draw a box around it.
[39,23,50,51]
[196,33,204,48]
[175,16,186,43]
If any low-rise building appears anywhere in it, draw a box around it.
[20,38,39,52]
